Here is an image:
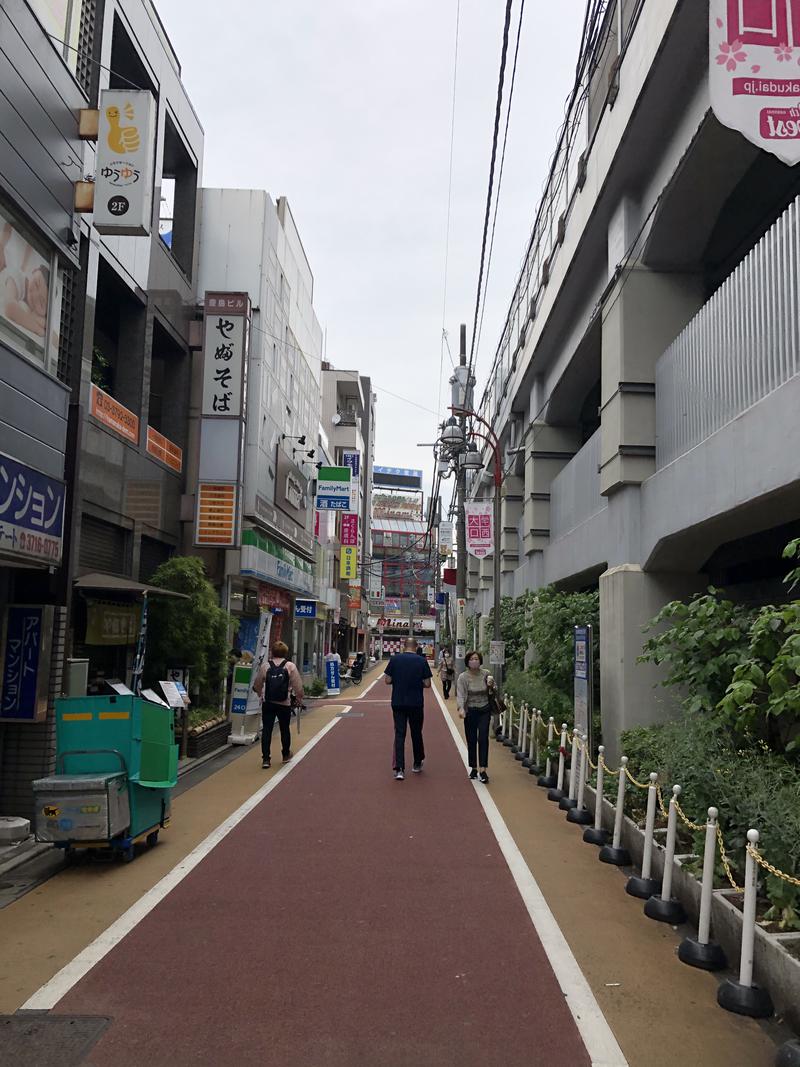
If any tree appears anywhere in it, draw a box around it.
[144,557,229,703]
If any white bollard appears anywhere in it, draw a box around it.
[583,744,609,845]
[626,773,662,899]
[645,785,687,924]
[515,703,528,759]
[717,829,774,1017]
[537,717,557,787]
[679,807,727,970]
[567,735,592,825]
[599,756,632,866]
[547,724,568,801]
[503,698,516,746]
[560,731,581,810]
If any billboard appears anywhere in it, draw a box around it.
[372,466,424,491]
[0,202,53,363]
[275,447,310,527]
[372,491,423,521]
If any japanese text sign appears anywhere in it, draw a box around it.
[295,599,317,618]
[710,0,800,164]
[201,292,250,418]
[196,483,237,547]
[0,456,65,565]
[340,513,358,546]
[1,606,47,721]
[315,466,352,511]
[340,545,358,580]
[94,90,157,236]
[464,502,494,559]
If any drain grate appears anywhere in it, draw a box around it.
[335,711,364,717]
[0,1013,110,1066]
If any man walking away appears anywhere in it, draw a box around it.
[253,640,304,769]
[384,637,432,780]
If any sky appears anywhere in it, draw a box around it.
[156,0,586,491]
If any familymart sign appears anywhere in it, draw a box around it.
[315,466,352,511]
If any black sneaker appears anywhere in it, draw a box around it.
[412,761,423,773]
[283,752,293,762]
[262,758,271,769]
[394,769,405,781]
[479,771,489,784]
[469,768,478,780]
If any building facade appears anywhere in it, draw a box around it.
[472,0,800,755]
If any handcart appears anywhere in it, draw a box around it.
[33,694,178,863]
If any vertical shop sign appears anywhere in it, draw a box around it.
[94,90,157,235]
[340,513,358,546]
[0,605,51,721]
[340,545,358,580]
[710,0,800,165]
[574,624,593,747]
[201,293,249,417]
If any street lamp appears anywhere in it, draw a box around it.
[440,417,464,447]
[461,441,483,471]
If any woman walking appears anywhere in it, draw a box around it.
[456,650,495,784]
[438,647,455,699]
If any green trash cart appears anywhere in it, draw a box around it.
[33,694,178,863]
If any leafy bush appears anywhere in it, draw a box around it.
[145,557,229,704]
[620,715,800,929]
[306,676,326,697]
[504,668,571,722]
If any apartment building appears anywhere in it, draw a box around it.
[472,0,800,755]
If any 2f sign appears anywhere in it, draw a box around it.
[94,90,157,235]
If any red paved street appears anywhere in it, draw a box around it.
[48,685,597,1065]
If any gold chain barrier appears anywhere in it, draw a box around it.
[747,844,800,888]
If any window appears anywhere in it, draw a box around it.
[0,199,57,368]
[29,0,82,75]
[159,116,198,277]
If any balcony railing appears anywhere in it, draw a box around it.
[656,196,800,469]
[549,429,606,540]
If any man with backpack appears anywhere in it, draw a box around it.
[253,640,305,769]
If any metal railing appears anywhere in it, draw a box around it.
[549,429,606,540]
[656,196,800,469]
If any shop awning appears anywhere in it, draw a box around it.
[74,573,189,599]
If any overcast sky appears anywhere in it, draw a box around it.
[157,0,585,488]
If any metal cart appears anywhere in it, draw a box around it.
[33,694,178,863]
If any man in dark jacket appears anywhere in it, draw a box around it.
[384,638,432,780]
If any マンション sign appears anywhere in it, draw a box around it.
[710,0,800,164]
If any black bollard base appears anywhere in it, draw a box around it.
[521,756,532,768]
[510,744,520,754]
[529,763,543,776]
[495,730,505,742]
[547,787,566,802]
[776,1039,800,1067]
[537,773,556,787]
[514,750,525,761]
[717,978,773,1019]
[599,844,632,866]
[503,738,514,748]
[625,874,662,899]
[644,895,687,925]
[677,936,727,971]
[558,796,578,812]
[583,826,610,846]
[566,807,593,826]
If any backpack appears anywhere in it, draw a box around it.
[265,659,290,703]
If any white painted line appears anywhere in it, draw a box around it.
[432,686,628,1067]
[23,710,347,1011]
[354,673,384,699]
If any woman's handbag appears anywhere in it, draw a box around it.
[487,679,505,717]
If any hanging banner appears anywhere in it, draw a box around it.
[342,449,360,514]
[340,545,358,580]
[710,0,800,165]
[464,501,494,559]
[94,90,157,235]
[340,513,358,546]
[439,520,454,550]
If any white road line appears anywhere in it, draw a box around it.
[354,673,384,699]
[432,686,628,1067]
[22,710,346,1012]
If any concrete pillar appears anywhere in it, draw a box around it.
[600,267,703,496]
[523,423,581,555]
[599,564,703,762]
[501,475,523,579]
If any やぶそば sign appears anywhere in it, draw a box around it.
[201,293,250,418]
[710,0,800,164]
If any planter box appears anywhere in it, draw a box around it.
[582,783,800,1030]
[187,720,231,758]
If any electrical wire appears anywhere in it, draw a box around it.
[467,0,515,380]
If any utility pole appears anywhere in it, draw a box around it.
[455,324,468,681]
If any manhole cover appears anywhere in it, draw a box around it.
[335,711,364,717]
[0,1013,110,1066]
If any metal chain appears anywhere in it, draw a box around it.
[656,784,669,819]
[600,755,619,777]
[747,844,800,888]
[672,796,705,834]
[624,765,651,790]
[716,824,742,892]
